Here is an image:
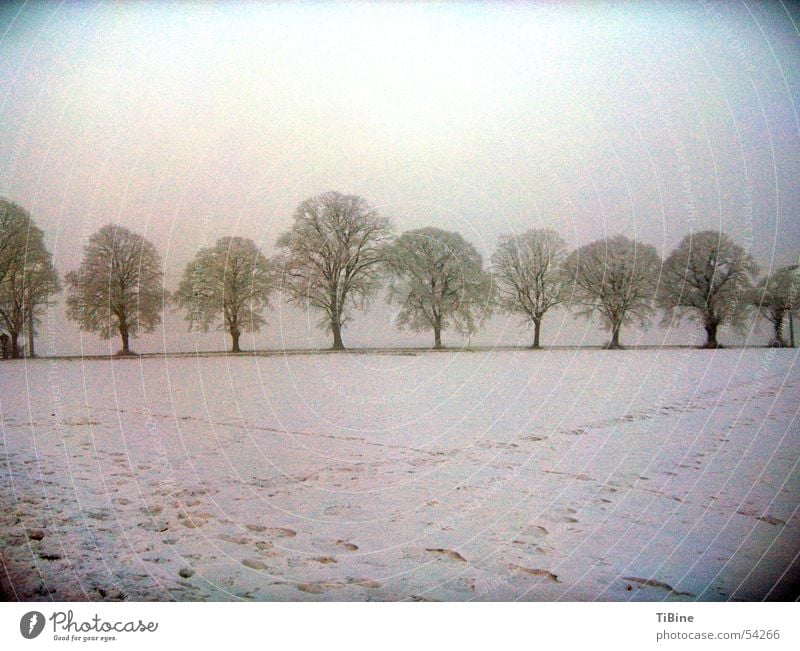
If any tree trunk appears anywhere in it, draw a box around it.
[330,287,345,351]
[703,320,720,349]
[331,319,344,350]
[10,332,19,359]
[27,304,35,358]
[772,312,786,347]
[433,313,442,349]
[230,328,241,353]
[531,318,541,349]
[120,322,130,355]
[607,322,621,349]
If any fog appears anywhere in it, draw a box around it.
[1,1,798,354]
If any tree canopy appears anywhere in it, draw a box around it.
[173,236,275,352]
[750,267,798,347]
[659,230,758,348]
[1,199,31,287]
[387,227,492,348]
[492,228,567,348]
[0,200,60,358]
[563,235,661,349]
[276,191,393,350]
[65,224,165,355]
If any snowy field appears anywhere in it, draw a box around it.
[0,349,798,601]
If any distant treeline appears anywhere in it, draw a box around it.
[1,192,797,358]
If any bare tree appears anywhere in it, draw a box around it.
[276,191,393,350]
[659,231,758,348]
[386,227,492,349]
[173,237,275,352]
[0,206,60,358]
[750,267,799,347]
[65,224,165,355]
[492,228,566,349]
[562,235,661,349]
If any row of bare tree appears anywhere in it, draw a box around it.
[1,193,797,357]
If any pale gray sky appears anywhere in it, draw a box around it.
[1,1,798,353]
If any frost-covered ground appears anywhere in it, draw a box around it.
[1,349,798,601]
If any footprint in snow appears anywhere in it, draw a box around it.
[425,548,467,562]
[623,576,694,597]
[242,559,269,570]
[508,565,560,583]
[736,510,786,527]
[336,540,358,551]
[525,525,548,536]
[218,534,251,545]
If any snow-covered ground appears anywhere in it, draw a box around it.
[1,349,798,601]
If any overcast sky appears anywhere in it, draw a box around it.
[1,1,798,354]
